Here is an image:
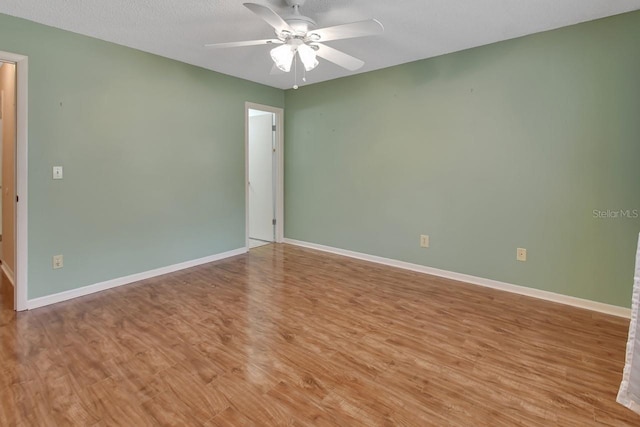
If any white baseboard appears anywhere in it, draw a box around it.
[284,238,631,319]
[26,247,247,310]
[1,261,15,288]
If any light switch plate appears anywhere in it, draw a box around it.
[53,166,63,180]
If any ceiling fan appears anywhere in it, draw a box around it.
[205,0,384,74]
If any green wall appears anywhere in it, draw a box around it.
[1,10,638,307]
[284,11,640,307]
[0,14,284,299]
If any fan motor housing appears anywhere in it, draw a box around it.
[284,15,316,33]
[283,0,315,33]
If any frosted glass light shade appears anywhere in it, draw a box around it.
[297,44,319,71]
[270,44,295,72]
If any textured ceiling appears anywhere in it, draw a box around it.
[1,0,639,89]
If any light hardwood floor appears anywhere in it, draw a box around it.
[1,244,638,426]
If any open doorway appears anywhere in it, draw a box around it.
[0,60,16,310]
[0,63,4,258]
[245,103,284,250]
[0,50,28,311]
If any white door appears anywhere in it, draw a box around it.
[248,110,275,242]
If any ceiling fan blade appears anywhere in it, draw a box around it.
[243,3,294,35]
[309,19,384,43]
[205,39,282,48]
[270,63,286,75]
[315,44,365,71]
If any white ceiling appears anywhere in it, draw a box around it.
[1,0,639,90]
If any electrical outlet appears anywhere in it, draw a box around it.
[53,254,64,269]
[517,248,527,262]
[420,235,430,248]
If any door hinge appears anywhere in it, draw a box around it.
[272,125,276,132]
[272,219,276,225]
[16,195,19,202]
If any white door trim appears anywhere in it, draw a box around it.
[245,102,284,249]
[0,51,28,311]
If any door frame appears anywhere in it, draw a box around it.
[0,51,28,311]
[244,102,284,250]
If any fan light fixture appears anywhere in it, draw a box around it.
[205,2,384,77]
[270,42,319,73]
[270,44,296,72]
[297,44,319,71]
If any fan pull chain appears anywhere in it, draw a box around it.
[293,53,299,90]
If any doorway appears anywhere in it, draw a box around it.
[0,62,4,260]
[245,103,284,250]
[0,60,16,310]
[0,51,28,311]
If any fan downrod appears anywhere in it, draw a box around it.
[285,0,307,7]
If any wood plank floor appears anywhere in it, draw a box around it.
[1,244,639,426]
